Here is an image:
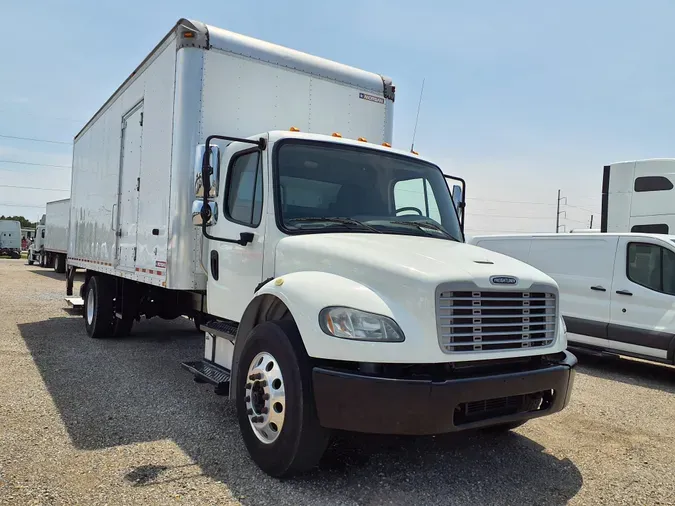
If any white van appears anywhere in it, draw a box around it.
[470,233,675,365]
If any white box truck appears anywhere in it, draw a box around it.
[67,18,576,477]
[601,158,675,234]
[470,232,675,366]
[27,198,70,272]
[0,220,21,258]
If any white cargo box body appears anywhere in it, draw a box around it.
[45,198,70,254]
[0,220,21,249]
[68,18,394,290]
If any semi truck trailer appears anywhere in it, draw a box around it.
[0,220,21,258]
[27,198,70,272]
[67,18,576,477]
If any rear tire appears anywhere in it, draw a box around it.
[236,320,330,478]
[54,254,66,274]
[84,276,114,339]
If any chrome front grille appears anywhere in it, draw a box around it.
[437,290,557,353]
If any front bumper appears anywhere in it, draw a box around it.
[312,350,577,435]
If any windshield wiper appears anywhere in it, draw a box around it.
[390,220,459,242]
[287,217,382,234]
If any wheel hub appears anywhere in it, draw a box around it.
[86,287,95,325]
[245,351,285,444]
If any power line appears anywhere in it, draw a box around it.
[0,107,84,124]
[0,160,70,169]
[0,202,46,208]
[0,185,69,191]
[0,134,72,145]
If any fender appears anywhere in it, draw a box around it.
[230,271,405,397]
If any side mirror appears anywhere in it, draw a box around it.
[194,144,220,198]
[192,200,218,226]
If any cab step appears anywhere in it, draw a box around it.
[65,296,84,308]
[181,359,231,396]
[200,319,238,342]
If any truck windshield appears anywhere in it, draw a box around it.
[274,140,463,242]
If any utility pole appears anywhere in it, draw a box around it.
[556,190,567,233]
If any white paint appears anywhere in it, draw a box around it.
[605,158,675,233]
[44,199,69,254]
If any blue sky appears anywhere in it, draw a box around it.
[2,0,675,234]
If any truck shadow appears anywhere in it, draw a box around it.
[573,349,675,394]
[26,268,86,283]
[18,316,583,506]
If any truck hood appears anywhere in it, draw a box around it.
[275,233,556,291]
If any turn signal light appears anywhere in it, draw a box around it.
[289,126,300,132]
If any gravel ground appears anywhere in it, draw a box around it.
[0,258,674,505]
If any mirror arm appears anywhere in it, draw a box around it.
[200,134,266,245]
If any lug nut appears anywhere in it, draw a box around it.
[247,408,253,415]
[263,393,270,400]
[249,374,255,380]
[261,407,269,414]
[245,383,252,389]
[260,380,267,387]
[245,396,250,403]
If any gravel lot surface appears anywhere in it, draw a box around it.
[0,259,674,505]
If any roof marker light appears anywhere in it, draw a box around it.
[382,142,391,147]
[289,126,300,132]
[357,137,367,142]
[331,132,342,138]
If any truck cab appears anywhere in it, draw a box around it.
[27,225,46,267]
[184,129,576,477]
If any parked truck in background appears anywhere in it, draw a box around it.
[67,18,576,478]
[601,159,675,234]
[27,198,70,272]
[0,220,22,259]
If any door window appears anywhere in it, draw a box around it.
[393,177,442,223]
[626,242,675,295]
[225,151,263,227]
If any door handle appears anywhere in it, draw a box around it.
[111,203,117,231]
[616,290,633,296]
[590,285,606,292]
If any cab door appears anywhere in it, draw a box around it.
[206,141,267,322]
[608,236,675,360]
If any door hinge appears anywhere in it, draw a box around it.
[139,112,143,127]
[133,247,137,262]
[136,177,140,191]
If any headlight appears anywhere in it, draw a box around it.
[319,307,405,342]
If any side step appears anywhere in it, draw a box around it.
[200,319,238,342]
[181,360,231,396]
[65,296,84,308]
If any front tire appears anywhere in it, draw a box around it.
[84,276,114,339]
[236,320,330,478]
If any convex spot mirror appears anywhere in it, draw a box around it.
[192,200,218,226]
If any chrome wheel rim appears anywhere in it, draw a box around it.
[245,351,286,444]
[86,287,95,325]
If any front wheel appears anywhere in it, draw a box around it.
[236,320,330,478]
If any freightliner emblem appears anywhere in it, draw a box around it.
[490,275,518,285]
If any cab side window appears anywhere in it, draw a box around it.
[224,151,263,227]
[627,242,675,295]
